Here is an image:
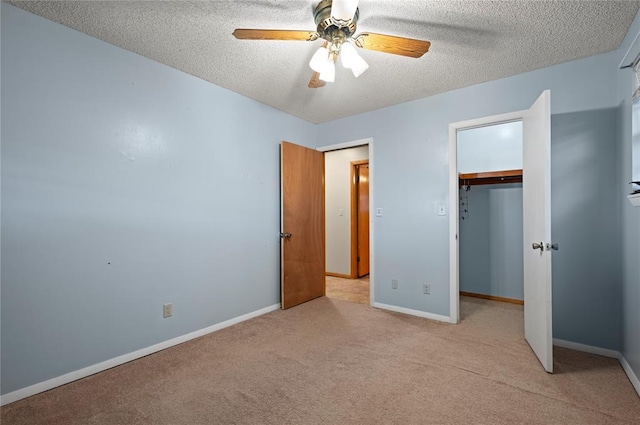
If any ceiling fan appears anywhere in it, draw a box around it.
[233,0,431,88]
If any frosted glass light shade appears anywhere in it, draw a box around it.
[349,54,369,78]
[331,0,358,22]
[340,42,369,78]
[319,61,335,82]
[340,42,358,68]
[309,46,330,73]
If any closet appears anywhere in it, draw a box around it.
[457,122,524,305]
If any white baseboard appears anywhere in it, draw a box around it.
[553,338,640,398]
[372,302,452,323]
[0,303,280,406]
[618,353,640,397]
[553,338,619,358]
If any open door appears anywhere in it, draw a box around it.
[522,90,553,372]
[357,163,370,277]
[280,141,325,309]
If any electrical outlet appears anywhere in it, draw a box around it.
[163,303,173,318]
[423,284,431,295]
[392,279,398,289]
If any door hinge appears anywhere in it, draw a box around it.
[357,256,360,262]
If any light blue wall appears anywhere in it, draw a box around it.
[459,187,490,296]
[551,108,620,349]
[0,4,316,395]
[460,184,524,300]
[457,122,523,174]
[317,41,621,347]
[616,7,640,391]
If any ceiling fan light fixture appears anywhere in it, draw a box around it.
[234,0,431,89]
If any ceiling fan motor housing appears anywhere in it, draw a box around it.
[314,0,358,44]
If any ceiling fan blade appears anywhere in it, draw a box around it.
[308,71,326,89]
[331,0,359,22]
[233,29,318,41]
[354,32,431,58]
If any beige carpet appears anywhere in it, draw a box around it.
[2,297,639,424]
[325,275,370,304]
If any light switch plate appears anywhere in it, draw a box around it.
[437,203,447,216]
[375,208,383,217]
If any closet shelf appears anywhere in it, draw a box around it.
[459,169,522,186]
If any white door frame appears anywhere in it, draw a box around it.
[448,114,524,323]
[317,138,374,306]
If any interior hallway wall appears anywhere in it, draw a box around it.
[325,146,369,276]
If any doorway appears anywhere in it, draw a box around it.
[457,121,524,307]
[448,91,553,372]
[319,140,373,305]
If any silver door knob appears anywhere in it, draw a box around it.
[546,243,559,251]
[532,242,544,251]
[280,232,292,239]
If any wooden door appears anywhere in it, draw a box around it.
[522,90,553,372]
[357,164,370,277]
[280,141,325,309]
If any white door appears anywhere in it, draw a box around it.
[522,90,553,373]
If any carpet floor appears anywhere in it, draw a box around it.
[2,296,639,424]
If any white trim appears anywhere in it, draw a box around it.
[280,144,285,307]
[316,138,371,152]
[373,302,453,323]
[448,111,525,324]
[0,303,280,406]
[552,338,618,358]
[618,353,640,397]
[369,140,375,306]
[316,138,375,307]
[448,123,460,324]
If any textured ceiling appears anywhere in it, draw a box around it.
[9,1,640,123]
